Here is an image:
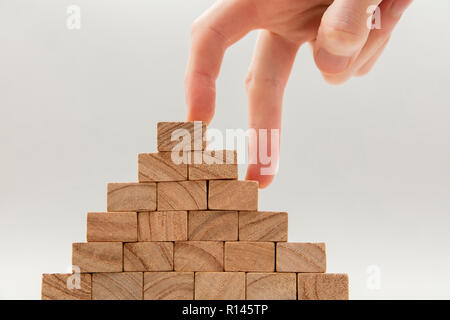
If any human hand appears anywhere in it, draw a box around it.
[185,0,413,188]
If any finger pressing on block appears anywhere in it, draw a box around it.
[208,180,258,211]
[188,211,238,241]
[276,243,326,273]
[92,272,143,300]
[224,242,275,272]
[124,242,173,272]
[195,272,245,300]
[138,152,187,182]
[138,211,187,241]
[41,273,92,300]
[188,150,238,180]
[158,181,207,211]
[246,273,297,300]
[144,272,194,300]
[107,183,156,212]
[87,212,137,242]
[174,241,223,272]
[239,211,288,241]
[298,273,349,300]
[157,121,206,151]
[72,242,123,273]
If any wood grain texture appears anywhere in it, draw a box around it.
[158,181,207,211]
[157,121,206,151]
[174,241,223,272]
[138,152,187,182]
[138,211,187,241]
[298,273,349,300]
[188,150,238,180]
[41,273,91,300]
[107,183,156,212]
[239,211,288,241]
[92,272,143,300]
[188,211,238,241]
[72,242,123,273]
[246,273,296,300]
[195,272,245,300]
[276,243,326,273]
[144,272,194,300]
[208,180,258,211]
[87,212,137,242]
[224,242,275,272]
[124,242,173,272]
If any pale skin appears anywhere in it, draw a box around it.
[185,0,413,188]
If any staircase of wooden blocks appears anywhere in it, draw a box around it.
[41,121,349,300]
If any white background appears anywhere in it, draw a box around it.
[0,0,449,299]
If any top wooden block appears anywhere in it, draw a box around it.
[208,180,258,211]
[157,122,207,152]
[138,152,187,182]
[107,183,156,212]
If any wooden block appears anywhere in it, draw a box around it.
[92,272,143,300]
[208,180,258,211]
[188,150,238,180]
[188,211,238,241]
[195,272,245,300]
[41,273,91,300]
[144,272,194,300]
[174,241,223,271]
[239,211,288,241]
[224,242,274,272]
[246,273,296,300]
[107,183,156,212]
[298,273,349,300]
[87,212,137,242]
[158,181,206,211]
[72,242,122,273]
[276,243,326,272]
[138,211,187,241]
[157,121,206,151]
[124,242,173,271]
[138,152,187,182]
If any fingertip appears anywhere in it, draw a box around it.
[321,72,352,85]
[245,164,276,189]
[354,65,372,77]
[186,105,215,123]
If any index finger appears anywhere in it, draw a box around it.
[185,0,262,122]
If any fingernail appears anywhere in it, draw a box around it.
[316,49,351,74]
[390,0,413,18]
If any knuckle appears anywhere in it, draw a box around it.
[244,72,254,90]
[321,24,366,51]
[190,18,229,46]
[245,72,284,92]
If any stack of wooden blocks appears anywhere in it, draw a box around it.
[41,121,349,300]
